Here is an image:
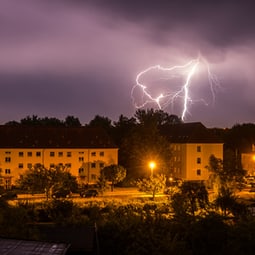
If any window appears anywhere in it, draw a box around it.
[58,152,63,157]
[66,163,72,168]
[197,169,201,176]
[91,162,96,168]
[36,151,41,157]
[79,157,84,162]
[91,152,96,157]
[18,163,23,169]
[19,152,24,157]
[27,152,32,157]
[67,152,72,157]
[79,168,84,173]
[5,151,11,154]
[5,157,11,163]
[50,152,55,157]
[197,146,201,152]
[197,157,201,164]
[50,164,55,168]
[99,151,104,157]
[91,174,96,180]
[27,163,32,169]
[99,163,104,168]
[5,169,11,174]
[79,151,84,154]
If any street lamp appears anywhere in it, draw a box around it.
[149,161,156,177]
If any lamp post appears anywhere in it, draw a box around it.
[149,161,156,177]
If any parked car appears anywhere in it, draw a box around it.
[52,189,72,198]
[0,191,18,200]
[80,189,98,198]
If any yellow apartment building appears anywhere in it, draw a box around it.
[0,126,118,189]
[162,122,223,181]
[241,144,255,177]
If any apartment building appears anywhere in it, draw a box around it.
[241,144,255,176]
[0,126,118,189]
[161,122,223,181]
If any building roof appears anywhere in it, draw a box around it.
[0,238,70,255]
[0,126,117,149]
[161,122,223,143]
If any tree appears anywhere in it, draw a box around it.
[64,116,81,127]
[87,115,113,134]
[207,154,246,194]
[171,181,209,217]
[136,174,166,201]
[101,164,126,191]
[16,164,78,199]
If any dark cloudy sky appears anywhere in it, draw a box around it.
[0,0,255,127]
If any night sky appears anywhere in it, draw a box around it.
[0,0,255,128]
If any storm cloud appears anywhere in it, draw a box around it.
[0,0,254,127]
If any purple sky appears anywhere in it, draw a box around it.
[0,0,255,128]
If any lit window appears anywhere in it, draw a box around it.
[91,152,96,157]
[5,157,11,163]
[197,158,201,164]
[19,152,24,157]
[27,152,32,157]
[58,152,63,157]
[5,169,11,174]
[91,162,96,168]
[67,152,72,157]
[99,151,104,157]
[197,169,201,176]
[50,152,55,157]
[36,151,41,157]
[197,146,201,152]
[18,163,23,169]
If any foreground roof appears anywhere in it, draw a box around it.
[0,238,70,255]
[0,126,117,148]
[161,122,223,143]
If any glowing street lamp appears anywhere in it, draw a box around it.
[149,161,156,177]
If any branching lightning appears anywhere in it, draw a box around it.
[131,56,220,120]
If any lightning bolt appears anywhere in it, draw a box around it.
[131,56,219,121]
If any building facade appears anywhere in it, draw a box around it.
[162,122,223,181]
[241,144,255,177]
[0,126,118,189]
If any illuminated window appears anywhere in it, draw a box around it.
[5,157,11,163]
[50,152,55,157]
[27,152,32,157]
[5,169,11,174]
[197,146,201,152]
[197,169,201,176]
[197,158,201,164]
[100,151,104,157]
[91,162,96,168]
[19,152,24,157]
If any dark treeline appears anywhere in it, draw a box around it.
[4,110,255,181]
